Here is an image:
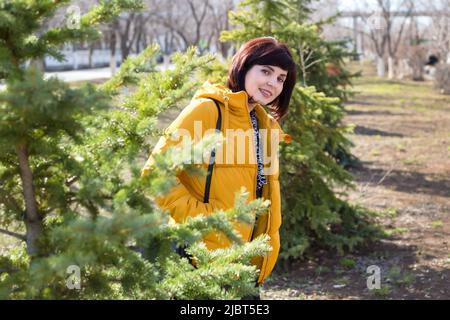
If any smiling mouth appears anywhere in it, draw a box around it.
[259,88,272,98]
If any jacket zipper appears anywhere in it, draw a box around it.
[245,108,259,241]
[258,179,272,283]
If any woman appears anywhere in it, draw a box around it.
[141,37,296,292]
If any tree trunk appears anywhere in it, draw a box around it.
[72,43,78,70]
[30,58,45,72]
[110,31,117,75]
[412,60,424,81]
[121,40,130,62]
[377,56,386,77]
[135,29,142,53]
[388,56,395,79]
[15,143,42,256]
[88,44,94,68]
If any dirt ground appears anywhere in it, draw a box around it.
[261,64,450,300]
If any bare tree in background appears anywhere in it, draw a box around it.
[358,0,414,78]
[147,0,212,52]
[397,0,450,81]
[118,13,140,60]
[353,1,386,76]
[207,0,235,58]
[425,0,450,93]
[106,12,148,73]
[426,0,450,64]
[385,0,414,79]
[24,0,240,74]
[400,15,428,80]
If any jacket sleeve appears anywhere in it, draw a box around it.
[141,99,218,177]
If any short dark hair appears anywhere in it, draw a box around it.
[227,37,296,121]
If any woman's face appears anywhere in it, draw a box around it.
[244,64,287,106]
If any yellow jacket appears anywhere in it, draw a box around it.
[141,81,291,284]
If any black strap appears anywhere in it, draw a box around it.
[203,99,222,204]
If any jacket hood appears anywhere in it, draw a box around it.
[193,81,292,144]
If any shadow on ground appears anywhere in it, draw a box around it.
[352,125,404,137]
[350,166,450,198]
[264,238,449,300]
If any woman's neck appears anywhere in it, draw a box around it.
[247,98,257,113]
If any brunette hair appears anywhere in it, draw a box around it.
[227,37,296,120]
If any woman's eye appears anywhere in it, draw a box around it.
[262,69,270,75]
[278,78,285,83]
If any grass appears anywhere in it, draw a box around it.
[383,227,409,237]
[395,143,407,152]
[371,285,392,297]
[387,266,415,286]
[315,266,331,276]
[375,208,399,218]
[370,148,381,156]
[372,208,399,219]
[350,68,450,112]
[402,159,422,166]
[339,258,356,270]
[356,80,430,95]
[431,220,444,229]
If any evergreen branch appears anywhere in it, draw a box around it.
[0,228,26,241]
[101,44,160,94]
[35,0,145,59]
[0,192,23,214]
[65,176,79,187]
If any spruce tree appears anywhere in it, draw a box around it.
[0,1,270,299]
[220,0,380,262]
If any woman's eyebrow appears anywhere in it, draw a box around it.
[263,65,287,77]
